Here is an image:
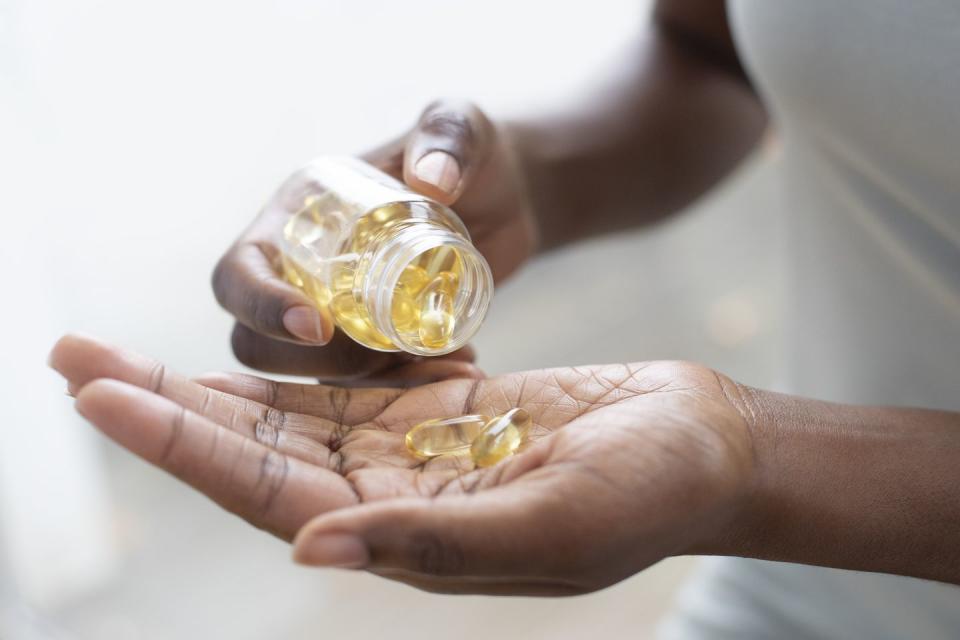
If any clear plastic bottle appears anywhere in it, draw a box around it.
[278,157,493,356]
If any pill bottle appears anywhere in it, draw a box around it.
[278,157,493,356]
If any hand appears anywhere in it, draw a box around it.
[212,100,536,380]
[50,334,753,595]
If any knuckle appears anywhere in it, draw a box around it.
[158,406,186,466]
[408,530,465,576]
[253,405,287,449]
[249,288,283,334]
[146,361,167,393]
[422,98,479,121]
[254,449,290,517]
[421,105,476,145]
[253,420,280,449]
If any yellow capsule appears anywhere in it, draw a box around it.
[350,205,406,252]
[418,272,458,349]
[422,245,458,276]
[405,415,491,459]
[371,202,406,225]
[280,254,304,288]
[419,310,454,348]
[391,288,420,333]
[283,207,320,246]
[284,197,344,252]
[470,408,532,467]
[329,291,395,351]
[349,215,376,252]
[397,263,430,297]
[330,263,356,293]
[282,257,331,308]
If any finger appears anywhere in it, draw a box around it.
[368,569,585,597]
[193,370,405,426]
[291,465,586,582]
[50,334,344,468]
[193,370,485,437]
[360,358,485,388]
[439,343,476,363]
[229,323,477,383]
[211,174,336,346]
[75,379,358,539]
[230,323,397,378]
[403,100,495,204]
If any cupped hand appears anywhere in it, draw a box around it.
[212,100,536,381]
[50,334,754,596]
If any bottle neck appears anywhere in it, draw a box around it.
[359,217,493,356]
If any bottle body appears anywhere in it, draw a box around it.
[278,157,493,356]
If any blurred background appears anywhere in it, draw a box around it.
[1,0,784,638]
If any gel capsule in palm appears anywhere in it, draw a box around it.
[470,408,532,467]
[405,414,491,459]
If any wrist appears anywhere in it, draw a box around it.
[678,376,773,560]
[688,385,960,585]
[652,369,768,560]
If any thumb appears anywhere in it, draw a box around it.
[291,484,575,581]
[403,100,495,205]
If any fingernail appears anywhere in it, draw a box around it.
[283,305,326,344]
[293,532,368,569]
[66,381,80,397]
[414,151,461,196]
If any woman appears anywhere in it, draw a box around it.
[50,1,959,637]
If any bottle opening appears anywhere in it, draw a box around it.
[363,215,493,356]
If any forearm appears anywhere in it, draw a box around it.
[508,10,768,250]
[714,387,960,584]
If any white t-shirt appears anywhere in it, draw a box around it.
[661,1,960,637]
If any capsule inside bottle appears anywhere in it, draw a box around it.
[418,271,458,349]
[330,291,395,351]
[470,408,533,468]
[397,264,430,297]
[405,414,492,460]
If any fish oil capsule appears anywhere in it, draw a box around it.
[350,204,406,252]
[405,415,492,459]
[397,264,430,297]
[330,262,356,294]
[280,254,305,288]
[422,245,458,276]
[391,289,420,333]
[418,272,458,348]
[470,408,532,467]
[329,291,395,351]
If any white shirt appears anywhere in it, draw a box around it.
[661,1,960,637]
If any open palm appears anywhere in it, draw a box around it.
[51,334,754,595]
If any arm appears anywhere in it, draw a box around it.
[710,388,960,584]
[513,0,768,249]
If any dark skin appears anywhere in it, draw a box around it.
[51,0,960,595]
